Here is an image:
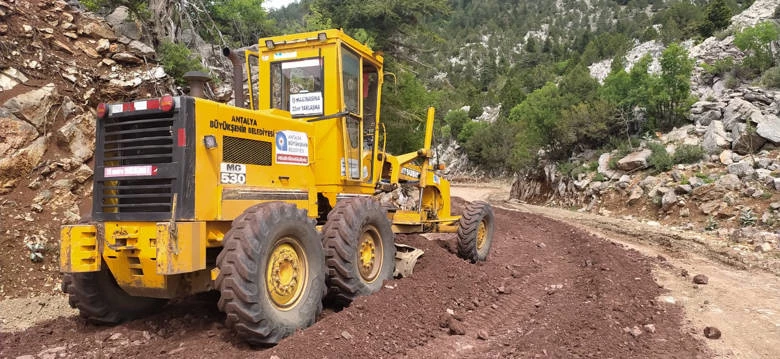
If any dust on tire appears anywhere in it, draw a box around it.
[216,202,326,345]
[456,200,495,262]
[322,197,395,307]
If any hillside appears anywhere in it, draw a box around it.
[1,1,780,357]
[0,0,171,298]
[510,0,780,263]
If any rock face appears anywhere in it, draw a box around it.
[702,121,731,154]
[2,83,58,131]
[756,115,780,143]
[56,113,96,162]
[0,110,38,156]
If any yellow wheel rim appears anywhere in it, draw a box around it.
[357,225,383,283]
[266,238,307,310]
[476,220,487,251]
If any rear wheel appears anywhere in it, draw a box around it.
[457,201,495,262]
[216,202,325,345]
[322,197,395,307]
[62,266,167,324]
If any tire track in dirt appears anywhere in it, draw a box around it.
[1,199,707,359]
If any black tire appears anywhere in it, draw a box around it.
[322,197,395,307]
[62,266,167,324]
[216,202,325,345]
[457,201,495,263]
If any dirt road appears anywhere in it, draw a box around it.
[2,197,706,358]
[453,183,780,358]
[6,183,775,357]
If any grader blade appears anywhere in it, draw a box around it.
[394,244,424,278]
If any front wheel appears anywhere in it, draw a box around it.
[456,201,495,262]
[216,202,325,345]
[322,197,395,307]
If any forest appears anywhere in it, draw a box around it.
[84,0,779,174]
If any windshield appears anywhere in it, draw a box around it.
[270,58,324,116]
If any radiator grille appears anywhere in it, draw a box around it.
[103,116,174,165]
[99,114,175,218]
[101,178,173,214]
[223,136,272,166]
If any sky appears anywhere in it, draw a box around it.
[263,0,298,10]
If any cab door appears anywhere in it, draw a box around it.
[340,46,363,182]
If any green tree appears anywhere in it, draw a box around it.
[206,0,274,46]
[559,64,600,103]
[506,82,577,164]
[558,100,618,153]
[734,21,779,75]
[380,71,440,154]
[648,43,695,130]
[311,0,449,52]
[444,110,470,139]
[698,0,732,37]
[158,41,208,85]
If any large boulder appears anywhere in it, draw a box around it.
[105,6,141,40]
[723,98,764,131]
[0,67,29,91]
[56,113,96,163]
[1,83,58,132]
[691,110,722,126]
[0,136,48,181]
[617,149,652,171]
[0,110,38,156]
[597,153,622,179]
[757,114,780,143]
[128,40,155,58]
[731,122,766,154]
[78,19,117,41]
[727,161,756,179]
[661,191,678,212]
[702,120,731,154]
[715,173,742,191]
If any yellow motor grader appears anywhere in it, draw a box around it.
[60,29,495,344]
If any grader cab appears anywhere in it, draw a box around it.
[60,29,495,345]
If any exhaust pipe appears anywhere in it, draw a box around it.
[183,71,210,98]
[222,47,245,108]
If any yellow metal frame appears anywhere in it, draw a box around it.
[61,29,460,299]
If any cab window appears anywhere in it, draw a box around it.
[270,58,323,117]
[341,47,360,114]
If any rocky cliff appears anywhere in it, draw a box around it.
[0,0,173,297]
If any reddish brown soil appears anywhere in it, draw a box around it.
[0,199,707,358]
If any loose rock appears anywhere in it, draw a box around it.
[703,326,721,339]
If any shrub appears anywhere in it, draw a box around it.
[557,162,576,177]
[705,216,719,231]
[725,74,740,89]
[761,66,780,89]
[695,172,715,184]
[702,57,735,77]
[648,142,672,172]
[593,173,606,182]
[608,156,619,170]
[159,41,208,86]
[458,120,487,143]
[444,110,470,139]
[739,208,757,226]
[673,144,705,164]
